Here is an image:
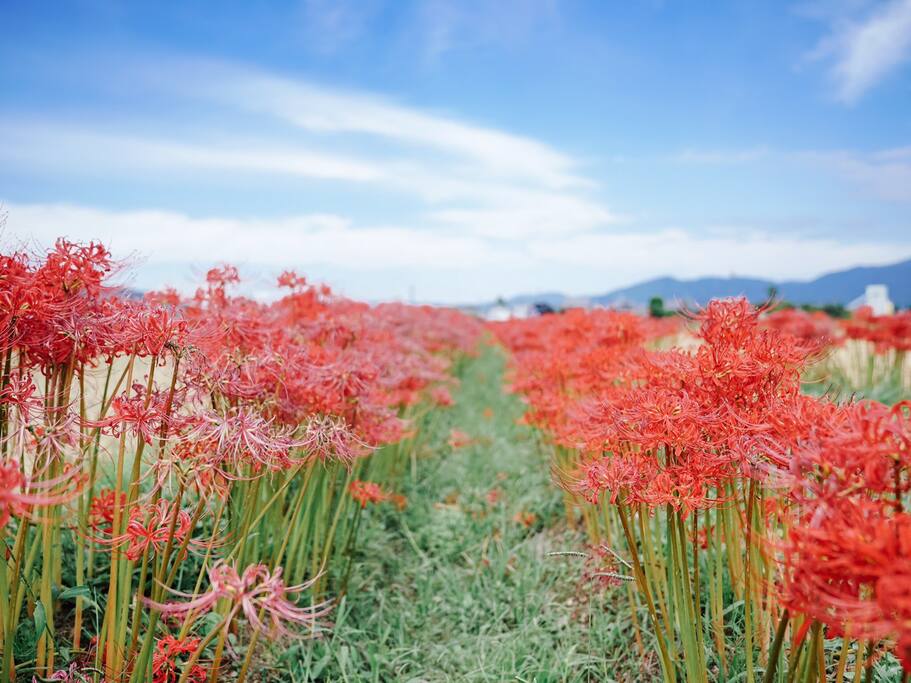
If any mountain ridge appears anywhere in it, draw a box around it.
[486,258,911,310]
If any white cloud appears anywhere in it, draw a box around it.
[4,54,907,302]
[0,117,615,238]
[810,0,911,102]
[5,202,908,303]
[0,120,384,182]
[297,0,383,54]
[874,144,911,161]
[164,59,586,191]
[665,142,911,204]
[0,56,618,239]
[528,228,910,283]
[427,194,616,239]
[799,148,911,201]
[2,202,503,273]
[415,0,558,62]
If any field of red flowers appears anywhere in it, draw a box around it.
[0,240,483,682]
[2,239,911,682]
[491,303,910,682]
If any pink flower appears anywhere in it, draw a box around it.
[0,459,81,528]
[300,414,370,467]
[145,562,332,637]
[447,429,474,449]
[186,408,301,472]
[88,383,176,445]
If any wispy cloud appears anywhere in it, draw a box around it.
[1,57,616,239]
[174,60,584,189]
[808,0,911,102]
[669,142,911,204]
[416,0,558,63]
[427,194,616,239]
[297,0,384,54]
[0,120,384,182]
[528,228,910,281]
[4,202,501,272]
[4,45,908,303]
[799,146,911,201]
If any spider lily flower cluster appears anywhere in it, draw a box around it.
[492,300,911,682]
[763,306,911,394]
[0,239,482,681]
[840,307,911,392]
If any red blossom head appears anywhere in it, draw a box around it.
[349,480,388,508]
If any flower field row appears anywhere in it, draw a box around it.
[763,308,910,396]
[0,240,483,682]
[491,301,911,682]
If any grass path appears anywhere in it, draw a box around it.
[278,345,644,682]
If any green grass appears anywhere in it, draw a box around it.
[234,345,910,683]
[262,345,650,682]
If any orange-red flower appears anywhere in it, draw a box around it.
[349,480,389,508]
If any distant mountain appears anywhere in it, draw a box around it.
[777,260,911,307]
[593,276,774,308]
[484,258,911,311]
[498,291,566,308]
[597,258,911,308]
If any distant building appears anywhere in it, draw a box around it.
[485,303,532,321]
[485,304,511,322]
[602,296,646,314]
[848,284,895,316]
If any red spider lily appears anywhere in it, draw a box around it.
[348,480,388,508]
[144,287,182,308]
[194,265,241,310]
[145,438,224,498]
[184,408,303,473]
[513,510,537,527]
[88,383,182,445]
[447,429,474,449]
[780,400,911,670]
[489,307,652,437]
[6,240,123,370]
[2,238,488,680]
[843,306,911,353]
[145,563,332,637]
[26,414,81,456]
[123,305,190,358]
[34,239,114,297]
[152,635,206,683]
[0,372,41,421]
[31,662,86,682]
[299,414,371,467]
[88,488,126,532]
[428,385,454,407]
[761,307,839,349]
[90,498,194,561]
[1,374,46,448]
[0,459,82,528]
[535,299,820,513]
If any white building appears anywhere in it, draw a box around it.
[848,284,895,316]
[485,303,532,321]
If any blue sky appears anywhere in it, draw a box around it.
[1,0,910,302]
